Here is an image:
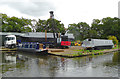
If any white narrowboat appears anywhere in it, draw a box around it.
[82,39,114,50]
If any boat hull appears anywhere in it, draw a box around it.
[17,48,48,54]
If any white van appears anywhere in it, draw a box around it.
[4,35,16,48]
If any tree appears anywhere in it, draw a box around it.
[108,36,118,45]
[68,22,90,41]
[77,22,90,40]
[101,17,119,39]
[1,13,32,32]
[36,19,47,32]
[91,19,103,38]
[89,30,98,38]
[91,17,120,41]
[68,23,79,40]
[36,18,65,33]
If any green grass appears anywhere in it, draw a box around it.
[71,46,119,57]
[53,45,120,57]
[73,49,104,54]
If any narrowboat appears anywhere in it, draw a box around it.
[17,42,48,54]
[82,39,114,50]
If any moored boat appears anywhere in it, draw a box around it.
[17,42,48,54]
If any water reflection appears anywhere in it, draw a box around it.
[1,51,120,77]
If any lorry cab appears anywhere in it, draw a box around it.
[4,35,16,48]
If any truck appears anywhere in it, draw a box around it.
[81,39,114,50]
[4,35,16,48]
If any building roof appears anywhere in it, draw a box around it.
[0,32,74,39]
[24,32,55,38]
[0,32,25,36]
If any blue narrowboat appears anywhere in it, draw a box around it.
[17,42,48,54]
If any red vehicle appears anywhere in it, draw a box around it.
[61,41,71,46]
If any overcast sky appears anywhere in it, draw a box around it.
[0,0,119,27]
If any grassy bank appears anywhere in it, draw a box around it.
[48,45,120,58]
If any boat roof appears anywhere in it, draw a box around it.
[85,39,112,41]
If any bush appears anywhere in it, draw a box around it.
[108,36,119,45]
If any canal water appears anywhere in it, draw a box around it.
[1,51,120,77]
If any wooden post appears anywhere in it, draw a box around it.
[58,32,60,38]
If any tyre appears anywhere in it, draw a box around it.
[8,45,11,49]
[11,44,16,49]
[11,45,14,49]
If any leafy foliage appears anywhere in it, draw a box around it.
[36,18,65,33]
[68,22,90,40]
[1,13,65,33]
[108,36,118,45]
[1,13,32,32]
[68,17,120,42]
